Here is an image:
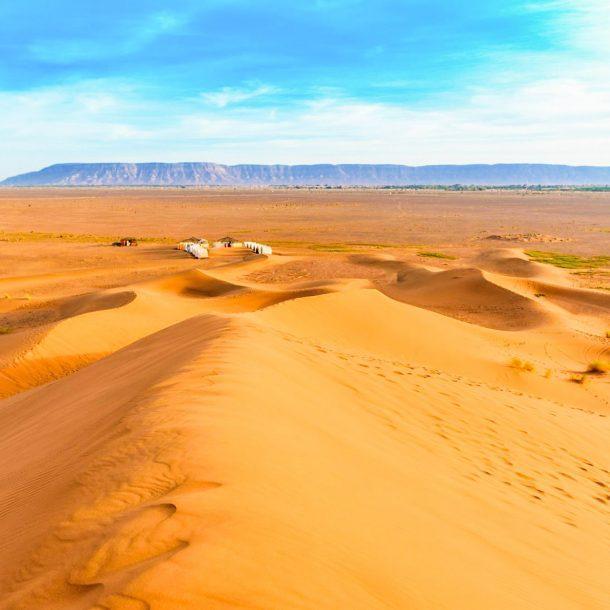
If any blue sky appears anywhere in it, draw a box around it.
[1,0,609,178]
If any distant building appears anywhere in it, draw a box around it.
[178,237,209,250]
[214,236,243,248]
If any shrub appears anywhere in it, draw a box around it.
[570,374,587,385]
[525,250,610,269]
[587,360,610,374]
[510,357,535,372]
[417,251,457,260]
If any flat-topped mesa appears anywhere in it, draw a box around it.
[5,162,610,186]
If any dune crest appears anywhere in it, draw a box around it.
[1,244,609,609]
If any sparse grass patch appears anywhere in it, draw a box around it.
[417,251,457,260]
[0,231,110,244]
[308,242,397,253]
[0,326,12,335]
[308,244,361,253]
[509,357,535,372]
[525,250,610,269]
[605,330,610,339]
[587,360,610,374]
[135,236,176,244]
[570,373,588,385]
[265,240,308,247]
[0,231,174,245]
[572,270,610,277]
[348,242,397,249]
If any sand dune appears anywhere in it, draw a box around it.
[469,248,569,283]
[0,258,356,399]
[385,266,553,330]
[487,273,610,329]
[1,245,610,609]
[349,250,607,332]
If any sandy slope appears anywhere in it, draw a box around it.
[1,247,609,609]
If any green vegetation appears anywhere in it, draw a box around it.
[572,270,610,276]
[417,251,457,260]
[347,242,397,249]
[525,250,610,269]
[380,185,610,192]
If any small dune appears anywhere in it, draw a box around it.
[471,248,569,282]
[147,269,245,298]
[384,266,553,330]
[1,237,610,610]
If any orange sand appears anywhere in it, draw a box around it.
[1,242,609,609]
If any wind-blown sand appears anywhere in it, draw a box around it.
[1,190,610,609]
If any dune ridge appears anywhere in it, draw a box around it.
[1,246,609,609]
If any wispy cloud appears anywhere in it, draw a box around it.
[200,85,280,108]
[28,11,187,64]
[2,69,610,180]
[1,0,610,177]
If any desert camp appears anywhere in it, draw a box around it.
[2,0,610,608]
[0,186,610,610]
[178,236,273,259]
[213,236,243,248]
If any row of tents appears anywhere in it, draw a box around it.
[244,241,272,255]
[177,236,272,259]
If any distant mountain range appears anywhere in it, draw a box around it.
[3,162,610,186]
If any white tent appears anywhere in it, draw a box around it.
[185,243,208,259]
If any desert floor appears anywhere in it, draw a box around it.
[0,188,609,609]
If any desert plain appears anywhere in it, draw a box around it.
[0,187,609,609]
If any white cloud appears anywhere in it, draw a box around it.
[4,0,610,180]
[3,0,609,180]
[2,69,610,179]
[200,85,279,108]
[28,11,186,63]
[523,1,610,54]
